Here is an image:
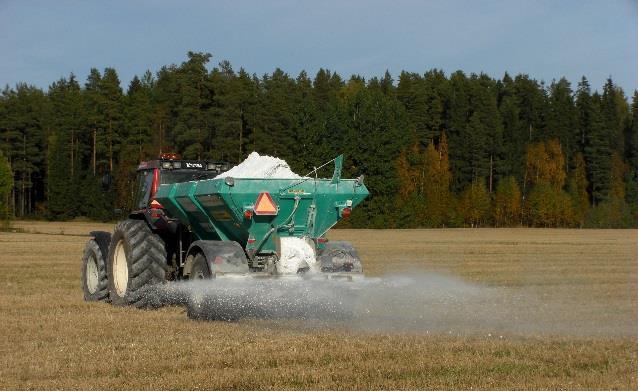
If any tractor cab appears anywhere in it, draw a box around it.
[132,153,230,226]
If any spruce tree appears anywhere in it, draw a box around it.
[584,93,612,205]
[498,73,526,180]
[445,71,471,192]
[601,78,629,156]
[47,75,84,219]
[546,78,578,168]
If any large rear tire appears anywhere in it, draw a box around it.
[81,238,109,301]
[107,219,167,308]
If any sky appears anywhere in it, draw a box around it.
[1,0,637,94]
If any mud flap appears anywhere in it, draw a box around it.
[188,240,250,276]
[317,241,363,273]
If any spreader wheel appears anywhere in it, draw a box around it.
[190,253,212,280]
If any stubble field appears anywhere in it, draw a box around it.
[1,221,637,390]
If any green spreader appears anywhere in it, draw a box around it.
[153,155,369,276]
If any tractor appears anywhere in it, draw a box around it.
[81,153,368,308]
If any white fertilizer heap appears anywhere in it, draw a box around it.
[217,151,302,179]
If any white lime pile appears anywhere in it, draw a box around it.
[217,151,302,179]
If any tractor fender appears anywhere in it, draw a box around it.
[185,240,249,276]
[89,231,112,274]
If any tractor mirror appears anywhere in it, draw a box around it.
[101,172,112,190]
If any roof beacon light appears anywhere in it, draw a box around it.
[160,152,181,160]
[254,192,278,216]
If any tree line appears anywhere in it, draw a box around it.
[1,52,637,228]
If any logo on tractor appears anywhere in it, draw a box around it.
[185,162,203,168]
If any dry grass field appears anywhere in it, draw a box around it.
[1,221,637,390]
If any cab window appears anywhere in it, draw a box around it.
[134,170,154,209]
[160,170,217,184]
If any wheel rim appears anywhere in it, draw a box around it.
[86,254,99,294]
[113,240,128,296]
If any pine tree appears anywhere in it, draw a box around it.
[379,70,395,97]
[172,52,212,160]
[462,74,502,191]
[400,69,447,147]
[626,91,638,219]
[0,84,48,217]
[628,91,638,176]
[125,72,155,161]
[99,68,123,171]
[513,74,547,143]
[0,151,13,222]
[256,69,296,159]
[312,68,341,111]
[292,70,321,171]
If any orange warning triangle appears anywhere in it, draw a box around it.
[254,192,277,215]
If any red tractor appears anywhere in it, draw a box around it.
[81,153,230,303]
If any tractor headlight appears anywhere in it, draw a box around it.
[172,161,181,169]
[207,163,216,170]
[161,162,171,169]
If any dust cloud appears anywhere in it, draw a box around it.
[142,273,637,337]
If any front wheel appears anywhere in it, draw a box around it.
[107,219,167,307]
[81,238,109,301]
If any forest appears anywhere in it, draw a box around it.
[1,52,637,228]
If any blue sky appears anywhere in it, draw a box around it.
[1,0,637,93]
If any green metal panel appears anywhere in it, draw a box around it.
[154,159,369,256]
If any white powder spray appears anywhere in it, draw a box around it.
[217,152,302,179]
[142,272,638,336]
